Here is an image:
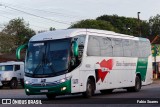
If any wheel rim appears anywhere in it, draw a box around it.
[11,80,17,88]
[12,82,15,87]
[87,83,92,96]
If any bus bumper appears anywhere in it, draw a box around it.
[24,80,71,95]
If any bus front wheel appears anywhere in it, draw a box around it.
[82,79,95,98]
[0,85,3,89]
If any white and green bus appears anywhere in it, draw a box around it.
[19,29,152,99]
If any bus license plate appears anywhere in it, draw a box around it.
[40,90,48,92]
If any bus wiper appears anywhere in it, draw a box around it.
[33,53,45,76]
[57,69,68,73]
[45,57,57,75]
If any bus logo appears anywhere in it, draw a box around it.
[96,59,114,82]
[41,79,46,83]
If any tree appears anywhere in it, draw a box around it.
[149,14,160,36]
[69,19,119,32]
[38,30,47,33]
[0,32,16,53]
[97,15,150,37]
[49,27,55,31]
[2,18,35,46]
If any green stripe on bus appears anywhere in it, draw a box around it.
[136,58,148,81]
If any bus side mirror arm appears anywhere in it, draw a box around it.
[71,41,79,66]
[16,43,28,60]
[72,41,79,57]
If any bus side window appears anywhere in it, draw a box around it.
[139,41,144,57]
[100,37,113,57]
[87,36,100,56]
[123,39,131,57]
[131,40,139,57]
[140,41,151,57]
[112,38,123,57]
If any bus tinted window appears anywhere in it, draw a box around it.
[131,40,139,57]
[87,35,151,58]
[112,38,123,57]
[87,36,100,56]
[100,37,113,57]
[123,39,131,57]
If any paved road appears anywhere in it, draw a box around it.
[0,80,160,107]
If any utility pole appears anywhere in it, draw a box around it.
[137,12,141,37]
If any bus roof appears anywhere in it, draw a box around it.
[30,29,86,41]
[30,28,149,42]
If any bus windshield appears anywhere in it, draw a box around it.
[25,38,71,77]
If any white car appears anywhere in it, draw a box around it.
[0,61,24,89]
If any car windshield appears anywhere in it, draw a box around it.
[25,38,71,77]
[0,65,13,71]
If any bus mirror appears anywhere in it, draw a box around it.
[16,43,28,60]
[72,41,78,57]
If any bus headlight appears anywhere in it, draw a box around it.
[25,80,31,85]
[60,79,66,83]
[57,76,72,83]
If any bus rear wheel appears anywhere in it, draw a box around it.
[127,76,141,92]
[46,94,56,100]
[82,79,95,98]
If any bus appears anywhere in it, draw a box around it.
[18,29,153,99]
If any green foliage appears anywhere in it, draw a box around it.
[149,14,160,36]
[69,19,119,32]
[49,27,55,31]
[38,30,47,33]
[152,44,158,57]
[70,15,151,37]
[0,33,16,53]
[97,14,150,37]
[140,21,150,37]
[2,18,35,46]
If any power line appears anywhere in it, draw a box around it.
[24,8,84,19]
[0,15,50,30]
[30,24,49,30]
[0,3,71,25]
[0,2,85,19]
[0,9,56,29]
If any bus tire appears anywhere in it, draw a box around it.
[82,79,95,98]
[20,79,24,88]
[127,76,141,92]
[46,94,56,100]
[100,89,113,94]
[0,85,3,89]
[10,79,18,89]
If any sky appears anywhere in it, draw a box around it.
[0,0,160,32]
